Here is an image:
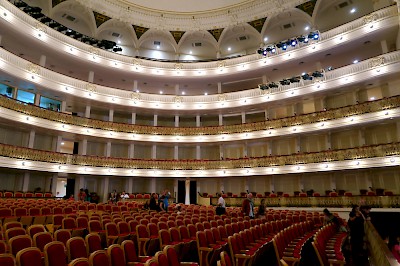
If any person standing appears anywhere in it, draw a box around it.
[257,199,266,219]
[217,193,226,215]
[348,205,365,259]
[242,193,254,218]
[163,190,171,212]
[78,188,86,202]
[149,193,157,211]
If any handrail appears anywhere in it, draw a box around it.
[364,221,400,265]
[0,94,399,136]
[0,142,398,170]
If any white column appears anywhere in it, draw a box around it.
[85,106,91,118]
[244,177,249,192]
[358,128,366,146]
[61,101,66,112]
[217,82,222,94]
[219,144,224,160]
[175,116,179,127]
[185,179,190,205]
[380,40,389,54]
[133,80,138,92]
[51,174,58,196]
[75,176,85,193]
[28,130,35,148]
[326,132,332,150]
[196,146,201,160]
[267,141,272,155]
[128,178,134,193]
[55,136,63,152]
[79,139,88,155]
[109,109,114,122]
[175,84,180,95]
[88,71,94,83]
[153,115,158,126]
[241,112,246,124]
[219,179,225,194]
[270,176,275,193]
[34,93,40,105]
[128,144,135,158]
[22,172,30,192]
[243,143,248,157]
[196,115,201,127]
[219,115,223,126]
[174,179,178,200]
[265,110,269,120]
[152,145,157,159]
[150,178,156,193]
[102,177,109,203]
[295,136,301,153]
[174,146,178,160]
[299,175,304,192]
[39,55,46,67]
[131,113,136,124]
[329,175,336,191]
[106,142,111,157]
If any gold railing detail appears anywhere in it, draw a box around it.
[0,142,398,170]
[0,95,399,136]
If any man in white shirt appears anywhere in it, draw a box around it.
[217,193,226,215]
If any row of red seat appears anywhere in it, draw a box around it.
[0,192,53,198]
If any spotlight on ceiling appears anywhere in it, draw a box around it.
[268,82,279,88]
[279,79,291,86]
[290,39,298,47]
[308,32,320,40]
[312,71,324,78]
[301,73,313,80]
[289,76,300,83]
[350,8,356,14]
[258,84,269,90]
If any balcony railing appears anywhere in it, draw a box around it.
[0,142,398,170]
[0,94,399,136]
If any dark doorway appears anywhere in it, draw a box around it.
[66,178,75,199]
[190,180,197,205]
[177,180,185,204]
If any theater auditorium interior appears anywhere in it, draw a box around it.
[0,0,400,265]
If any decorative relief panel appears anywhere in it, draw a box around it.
[85,83,97,92]
[368,57,385,68]
[26,63,40,74]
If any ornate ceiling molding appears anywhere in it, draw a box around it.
[74,0,310,31]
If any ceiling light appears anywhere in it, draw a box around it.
[159,91,163,94]
[370,97,375,100]
[156,45,160,49]
[61,142,65,145]
[204,92,208,95]
[350,8,356,14]
[181,91,185,95]
[264,37,268,42]
[353,59,359,64]
[189,51,192,54]
[227,47,231,51]
[304,26,310,31]
[117,40,121,44]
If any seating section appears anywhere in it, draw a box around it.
[312,223,348,266]
[0,198,348,266]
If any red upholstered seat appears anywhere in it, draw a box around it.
[107,244,126,266]
[54,229,72,246]
[85,233,103,254]
[6,227,26,242]
[155,251,168,266]
[67,237,88,261]
[44,241,67,266]
[0,253,16,266]
[89,250,110,266]
[69,258,90,266]
[33,231,53,252]
[9,235,32,256]
[219,251,233,266]
[16,247,42,266]
[121,240,151,265]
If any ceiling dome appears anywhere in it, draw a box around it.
[121,0,252,13]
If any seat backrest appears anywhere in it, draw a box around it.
[16,247,42,266]
[4,221,23,231]
[28,224,46,238]
[155,251,168,266]
[67,237,88,261]
[89,250,110,266]
[69,258,90,266]
[9,235,31,255]
[54,229,71,246]
[44,241,67,266]
[121,240,139,263]
[85,233,102,254]
[33,232,53,252]
[107,244,126,266]
[0,253,16,266]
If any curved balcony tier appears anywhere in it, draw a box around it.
[0,1,397,78]
[0,46,399,111]
[0,94,399,143]
[0,142,398,177]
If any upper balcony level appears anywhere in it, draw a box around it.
[0,0,398,85]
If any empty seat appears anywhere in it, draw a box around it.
[44,241,67,266]
[16,247,42,266]
[89,250,109,266]
[33,232,53,252]
[67,237,88,262]
[0,253,16,266]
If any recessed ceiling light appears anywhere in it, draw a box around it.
[204,92,208,95]
[264,37,268,42]
[304,26,310,31]
[189,51,192,54]
[181,91,185,95]
[156,45,160,49]
[61,142,65,145]
[370,97,375,100]
[117,40,121,44]
[160,91,163,94]
[353,59,359,64]
[227,47,231,51]
[350,8,356,13]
